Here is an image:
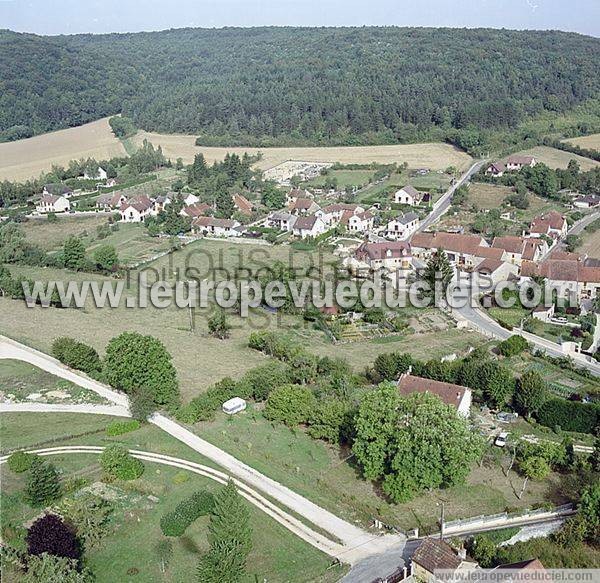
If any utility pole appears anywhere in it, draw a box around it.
[439,501,445,540]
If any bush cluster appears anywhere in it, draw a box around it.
[105,419,141,436]
[99,445,144,481]
[160,490,215,537]
[51,337,102,374]
[497,335,529,357]
[7,451,39,473]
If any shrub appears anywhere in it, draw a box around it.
[106,419,141,436]
[51,337,101,374]
[536,398,600,434]
[129,387,158,421]
[25,461,61,507]
[264,385,316,426]
[103,332,179,405]
[160,491,215,537]
[99,445,144,480]
[26,514,81,562]
[497,335,529,357]
[241,361,290,401]
[308,398,352,443]
[7,451,39,473]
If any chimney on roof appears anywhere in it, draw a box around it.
[457,548,467,560]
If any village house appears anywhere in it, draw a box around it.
[505,155,537,172]
[83,166,108,181]
[192,216,241,237]
[43,183,73,198]
[573,194,600,209]
[520,259,600,303]
[411,232,489,269]
[233,193,254,216]
[382,212,420,240]
[394,185,426,206]
[491,236,548,266]
[292,215,327,239]
[96,191,127,211]
[355,241,412,272]
[267,211,297,232]
[398,373,472,417]
[524,211,568,239]
[346,210,374,234]
[411,538,478,582]
[287,187,314,202]
[180,202,211,218]
[152,194,172,215]
[474,258,519,287]
[36,194,71,214]
[182,193,200,207]
[119,196,153,223]
[320,203,365,228]
[485,161,506,178]
[288,197,321,216]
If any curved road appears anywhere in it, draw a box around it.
[0,335,404,564]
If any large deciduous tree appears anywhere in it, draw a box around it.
[353,382,483,502]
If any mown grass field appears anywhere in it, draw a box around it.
[21,215,111,251]
[0,118,126,181]
[563,133,600,151]
[191,407,564,533]
[579,227,600,258]
[514,146,600,171]
[0,413,343,583]
[0,235,486,401]
[131,131,474,171]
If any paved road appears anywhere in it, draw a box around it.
[0,402,130,416]
[538,209,600,262]
[0,335,404,564]
[416,160,488,234]
[452,297,600,376]
[0,445,345,558]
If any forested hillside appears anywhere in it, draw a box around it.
[1,27,600,147]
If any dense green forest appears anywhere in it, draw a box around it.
[1,27,600,147]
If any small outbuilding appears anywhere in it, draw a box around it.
[222,397,247,415]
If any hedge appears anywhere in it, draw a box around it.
[160,490,215,537]
[51,337,102,374]
[106,419,141,436]
[536,398,600,434]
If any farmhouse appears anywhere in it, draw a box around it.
[292,215,327,239]
[525,211,568,239]
[120,196,153,223]
[394,185,426,206]
[382,212,420,240]
[485,162,506,177]
[267,211,297,232]
[192,216,241,237]
[520,259,600,303]
[397,374,472,418]
[36,194,70,214]
[180,202,211,218]
[505,155,537,172]
[346,211,374,234]
[573,194,600,209]
[288,197,321,215]
[233,193,254,216]
[411,232,488,268]
[43,183,73,198]
[153,194,172,214]
[96,191,127,210]
[474,258,519,286]
[491,236,548,265]
[355,241,412,272]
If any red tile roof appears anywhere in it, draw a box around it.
[529,211,566,234]
[193,216,237,229]
[183,202,211,217]
[411,232,486,255]
[294,215,319,231]
[356,241,412,261]
[475,258,505,273]
[233,194,253,214]
[412,538,462,573]
[521,260,600,283]
[397,374,470,410]
[507,155,535,166]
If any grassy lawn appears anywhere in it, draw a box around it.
[191,407,565,534]
[468,183,514,210]
[0,413,344,582]
[579,227,600,259]
[0,359,108,405]
[562,132,600,151]
[20,215,112,251]
[305,169,376,189]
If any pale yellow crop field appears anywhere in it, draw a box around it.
[131,130,473,171]
[0,118,126,181]
[563,133,600,151]
[514,146,600,172]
